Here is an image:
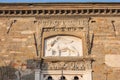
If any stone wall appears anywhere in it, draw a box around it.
[0,18,37,80]
[90,17,120,80]
[0,3,120,80]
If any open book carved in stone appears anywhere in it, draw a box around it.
[44,36,83,57]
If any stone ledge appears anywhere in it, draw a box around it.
[42,56,94,62]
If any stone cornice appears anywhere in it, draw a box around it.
[1,3,120,6]
[0,3,120,16]
[0,9,120,16]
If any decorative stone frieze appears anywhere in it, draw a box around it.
[41,61,92,70]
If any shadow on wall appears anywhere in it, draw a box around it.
[0,59,40,80]
[0,66,17,80]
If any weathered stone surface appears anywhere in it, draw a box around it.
[105,54,120,67]
[0,3,120,80]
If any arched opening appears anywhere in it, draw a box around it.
[74,76,79,80]
[47,76,52,80]
[60,76,66,80]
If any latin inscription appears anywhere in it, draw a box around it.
[39,19,88,28]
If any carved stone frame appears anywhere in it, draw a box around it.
[36,15,92,60]
[40,28,88,59]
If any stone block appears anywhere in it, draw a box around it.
[105,54,120,68]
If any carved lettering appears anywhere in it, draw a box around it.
[39,19,88,28]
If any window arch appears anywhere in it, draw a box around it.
[47,76,52,80]
[60,76,66,80]
[74,76,79,80]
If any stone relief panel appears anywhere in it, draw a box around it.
[44,36,83,57]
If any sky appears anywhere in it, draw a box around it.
[0,0,120,3]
